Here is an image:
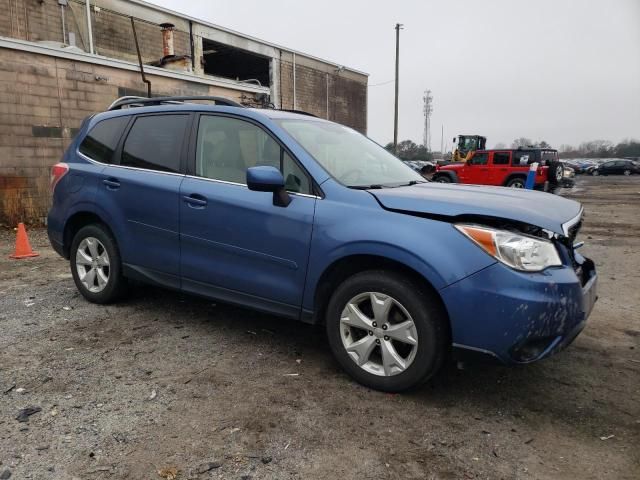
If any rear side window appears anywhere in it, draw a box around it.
[121,115,189,173]
[78,116,129,164]
[493,152,510,165]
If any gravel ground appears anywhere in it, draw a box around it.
[0,175,638,480]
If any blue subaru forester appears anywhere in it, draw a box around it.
[47,96,598,392]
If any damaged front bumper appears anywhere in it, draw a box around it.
[442,253,597,365]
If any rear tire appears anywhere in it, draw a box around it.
[506,177,526,188]
[70,224,127,304]
[326,270,448,392]
[623,169,631,176]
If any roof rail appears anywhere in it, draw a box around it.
[276,109,318,118]
[107,95,244,111]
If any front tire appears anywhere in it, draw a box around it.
[70,224,127,304]
[326,271,447,392]
[434,175,452,183]
[591,169,600,176]
[623,169,631,176]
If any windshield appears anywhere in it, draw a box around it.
[276,119,424,188]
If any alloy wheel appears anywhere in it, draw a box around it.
[75,237,110,293]
[339,292,418,377]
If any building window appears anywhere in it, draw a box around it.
[202,39,270,87]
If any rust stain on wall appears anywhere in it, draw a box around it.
[0,176,37,226]
[0,176,28,190]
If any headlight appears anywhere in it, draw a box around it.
[455,224,562,272]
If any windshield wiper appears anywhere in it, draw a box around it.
[348,184,385,190]
[395,180,428,187]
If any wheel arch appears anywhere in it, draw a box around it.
[62,210,115,259]
[312,254,451,339]
[432,170,459,182]
[503,173,527,186]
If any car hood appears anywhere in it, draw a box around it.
[439,163,464,170]
[369,183,582,235]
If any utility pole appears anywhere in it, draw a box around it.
[441,124,444,155]
[393,23,403,154]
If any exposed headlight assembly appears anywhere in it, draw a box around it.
[455,224,562,272]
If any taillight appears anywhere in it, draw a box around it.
[50,162,69,192]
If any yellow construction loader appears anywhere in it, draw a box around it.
[452,135,487,162]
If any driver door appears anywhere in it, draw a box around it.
[179,114,317,318]
[461,152,489,183]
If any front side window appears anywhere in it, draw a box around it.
[196,116,312,194]
[469,153,488,165]
[121,115,188,173]
[276,119,423,188]
[282,152,311,194]
[79,116,129,163]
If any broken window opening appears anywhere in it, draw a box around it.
[202,39,271,87]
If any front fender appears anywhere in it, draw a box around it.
[435,170,460,182]
[302,186,497,311]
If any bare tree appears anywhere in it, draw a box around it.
[559,144,574,153]
[511,137,534,148]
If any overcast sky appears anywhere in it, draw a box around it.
[154,0,640,150]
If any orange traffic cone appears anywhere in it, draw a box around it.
[9,223,39,259]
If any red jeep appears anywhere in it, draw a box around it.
[432,148,563,190]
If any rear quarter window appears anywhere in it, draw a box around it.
[512,151,532,166]
[78,116,129,164]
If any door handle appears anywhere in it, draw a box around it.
[183,194,207,208]
[103,178,120,190]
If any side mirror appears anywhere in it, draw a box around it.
[452,137,456,143]
[246,166,291,207]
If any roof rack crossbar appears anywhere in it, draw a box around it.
[107,95,244,111]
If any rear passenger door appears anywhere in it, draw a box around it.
[488,151,511,185]
[179,114,316,317]
[96,114,190,287]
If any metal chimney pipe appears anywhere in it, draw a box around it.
[160,23,175,57]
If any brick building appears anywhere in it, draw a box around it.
[0,0,368,225]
